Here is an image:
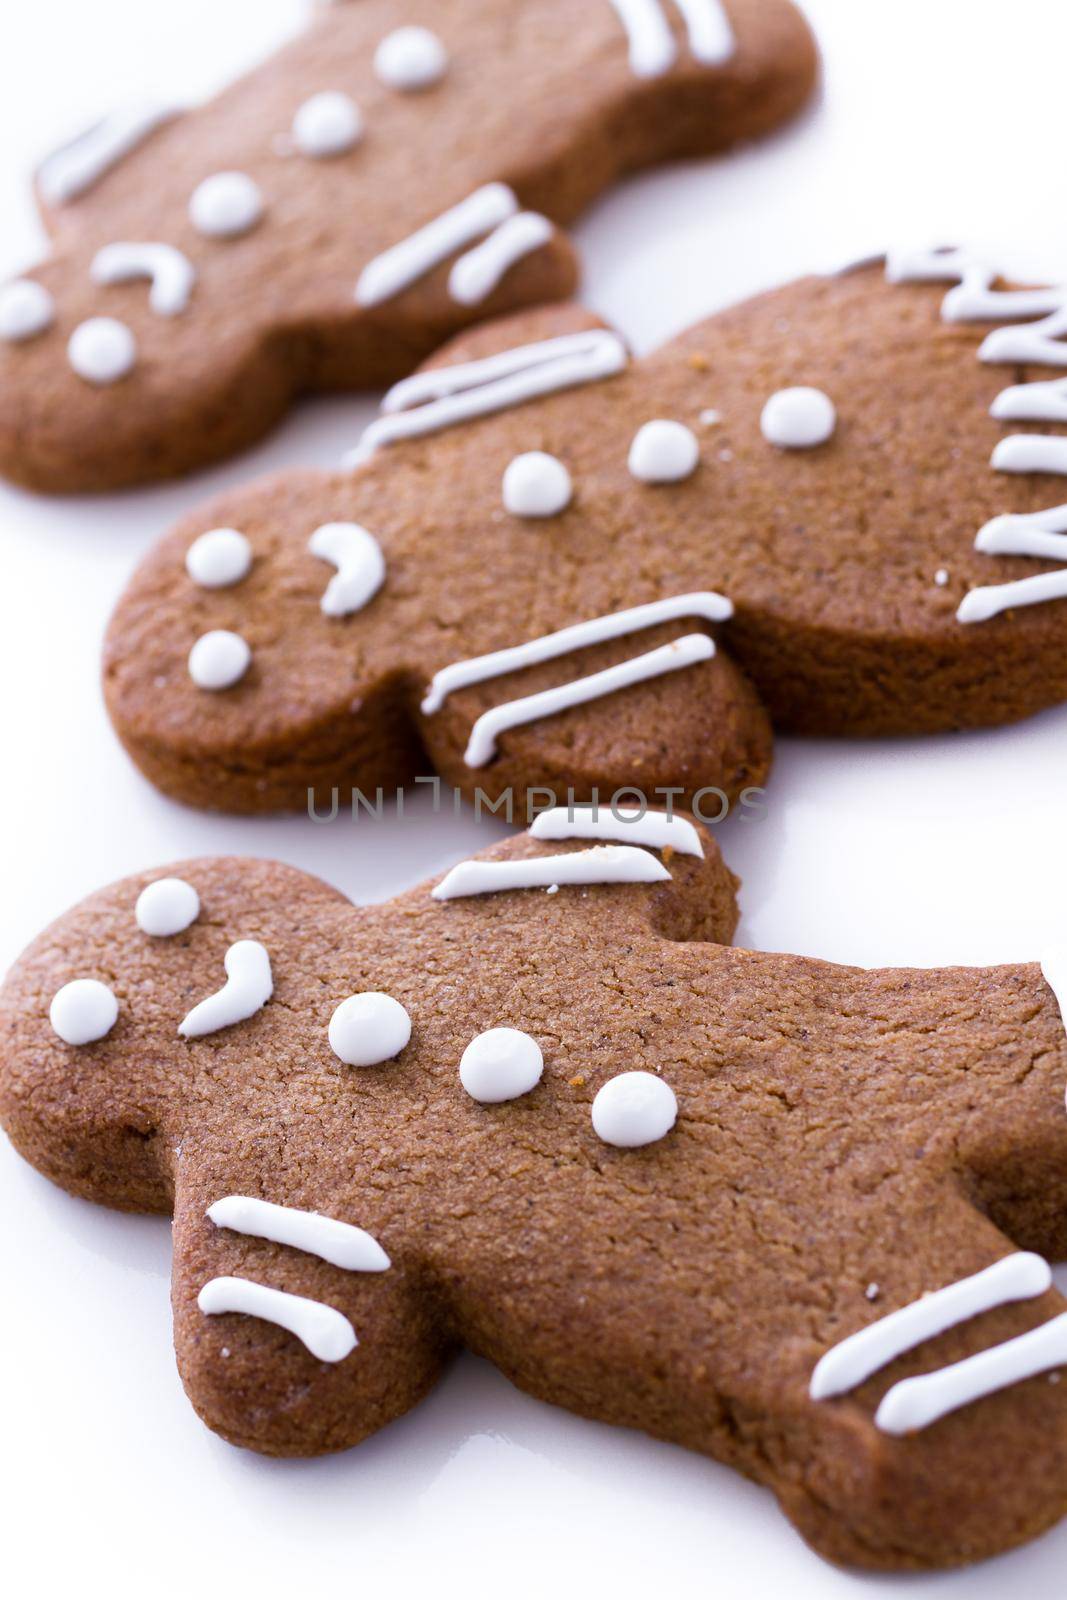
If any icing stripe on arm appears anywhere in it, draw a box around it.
[345,330,629,464]
[809,1253,1051,1401]
[609,0,734,77]
[433,845,671,900]
[197,1276,357,1362]
[421,592,732,713]
[877,1314,1067,1435]
[449,212,555,306]
[957,571,1067,625]
[38,101,179,204]
[207,1196,391,1271]
[463,634,714,766]
[975,508,1067,562]
[355,183,518,308]
[530,805,704,857]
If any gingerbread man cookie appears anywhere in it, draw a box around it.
[2,814,1067,1570]
[0,0,817,492]
[104,255,1067,817]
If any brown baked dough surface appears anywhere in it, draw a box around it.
[2,827,1067,1569]
[0,0,816,491]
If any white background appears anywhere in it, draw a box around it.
[2,1,1067,1593]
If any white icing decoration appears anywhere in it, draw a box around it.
[591,1070,678,1148]
[809,1253,1051,1401]
[189,172,264,239]
[433,845,670,901]
[136,877,200,937]
[328,992,411,1066]
[37,101,178,204]
[502,451,573,518]
[1041,946,1067,1038]
[885,245,978,288]
[197,1276,356,1362]
[449,212,555,306]
[628,418,700,483]
[309,522,386,617]
[463,634,715,767]
[422,591,731,715]
[374,26,449,91]
[992,378,1067,425]
[992,436,1067,477]
[185,528,253,588]
[67,317,136,385]
[760,387,837,449]
[887,248,1067,325]
[958,572,1067,625]
[976,506,1067,560]
[0,279,54,343]
[188,630,251,690]
[530,804,704,857]
[346,330,628,465]
[609,0,735,77]
[49,979,118,1046]
[356,183,519,309]
[459,1028,544,1103]
[980,307,1067,369]
[179,940,273,1037]
[207,1196,390,1271]
[876,1313,1067,1436]
[91,241,196,316]
[292,91,363,158]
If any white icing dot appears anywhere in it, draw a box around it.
[935,568,950,588]
[502,451,573,518]
[0,278,55,342]
[760,386,837,450]
[189,172,264,239]
[374,26,449,90]
[459,1028,544,1104]
[49,979,118,1046]
[185,528,253,589]
[628,419,700,484]
[292,91,363,158]
[67,317,136,385]
[136,877,200,937]
[591,1070,677,1148]
[329,992,411,1066]
[188,630,251,691]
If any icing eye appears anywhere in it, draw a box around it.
[291,91,364,158]
[67,317,136,385]
[459,1028,544,1103]
[502,451,573,518]
[136,877,200,937]
[628,419,700,483]
[374,26,449,91]
[760,386,836,449]
[328,992,411,1066]
[189,172,265,239]
[591,1070,677,1147]
[188,630,252,691]
[185,528,253,589]
[49,979,118,1045]
[0,278,54,343]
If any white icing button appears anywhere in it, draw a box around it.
[760,386,837,449]
[374,26,449,90]
[189,172,264,239]
[591,1070,677,1148]
[188,630,251,691]
[292,91,363,158]
[502,452,573,518]
[136,877,200,937]
[628,419,700,484]
[0,278,55,342]
[185,528,253,589]
[49,979,118,1046]
[329,992,411,1066]
[67,317,136,385]
[459,1028,544,1104]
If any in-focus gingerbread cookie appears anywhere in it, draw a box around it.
[0,0,817,492]
[104,254,1067,817]
[3,813,1067,1570]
